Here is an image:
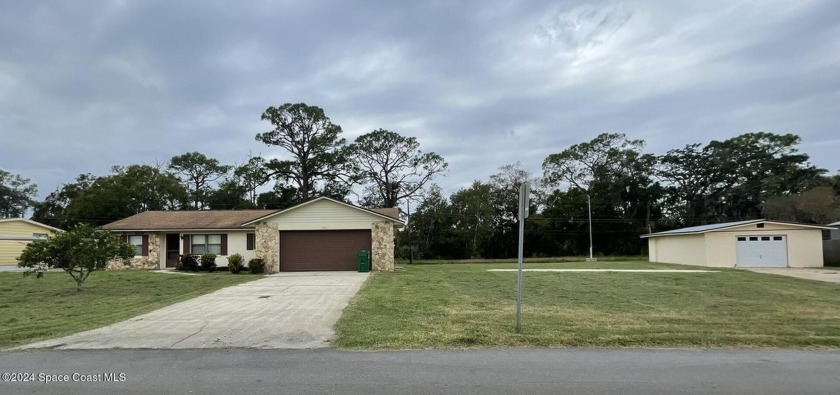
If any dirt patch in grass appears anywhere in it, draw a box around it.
[0,271,258,349]
[333,261,840,349]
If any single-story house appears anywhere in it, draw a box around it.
[641,219,834,268]
[0,218,63,266]
[101,197,404,273]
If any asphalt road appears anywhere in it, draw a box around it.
[1,348,838,394]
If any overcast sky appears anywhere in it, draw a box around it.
[1,0,838,203]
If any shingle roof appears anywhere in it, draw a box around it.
[101,210,278,231]
[370,207,401,220]
[641,219,834,238]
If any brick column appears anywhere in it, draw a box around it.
[371,222,395,272]
[255,222,279,273]
[147,233,161,268]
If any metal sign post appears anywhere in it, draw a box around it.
[586,194,597,262]
[515,182,529,334]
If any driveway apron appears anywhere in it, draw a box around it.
[18,272,369,350]
[745,268,840,284]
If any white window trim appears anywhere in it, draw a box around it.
[128,235,144,256]
[191,234,222,255]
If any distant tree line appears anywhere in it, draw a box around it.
[2,105,838,260]
[398,132,840,259]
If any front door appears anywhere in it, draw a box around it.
[166,233,180,268]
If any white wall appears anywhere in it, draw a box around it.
[225,231,257,264]
[704,232,738,267]
[178,231,256,266]
[705,223,824,267]
[647,234,707,266]
[785,229,824,267]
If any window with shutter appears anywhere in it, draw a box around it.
[128,235,144,256]
[191,234,225,255]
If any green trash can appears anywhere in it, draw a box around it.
[357,250,370,272]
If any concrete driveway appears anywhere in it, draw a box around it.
[18,271,369,350]
[746,268,840,284]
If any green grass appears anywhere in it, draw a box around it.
[333,261,840,349]
[0,270,259,349]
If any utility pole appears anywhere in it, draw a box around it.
[587,194,596,262]
[407,199,413,264]
[515,182,529,334]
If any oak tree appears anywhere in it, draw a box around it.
[54,165,188,226]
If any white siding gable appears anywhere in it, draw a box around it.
[264,199,386,230]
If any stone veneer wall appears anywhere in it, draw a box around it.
[371,222,395,272]
[106,233,160,270]
[255,222,280,273]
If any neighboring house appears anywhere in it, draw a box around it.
[824,221,840,266]
[101,197,404,272]
[0,218,63,266]
[641,219,833,268]
[827,221,840,240]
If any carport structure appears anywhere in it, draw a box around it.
[642,219,833,268]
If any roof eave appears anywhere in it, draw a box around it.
[642,220,835,238]
[0,218,64,233]
[241,197,405,226]
[103,227,255,232]
[640,231,703,239]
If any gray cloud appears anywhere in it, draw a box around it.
[1,0,838,203]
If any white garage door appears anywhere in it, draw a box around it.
[736,235,787,268]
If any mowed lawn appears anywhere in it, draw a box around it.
[0,271,258,349]
[333,261,840,349]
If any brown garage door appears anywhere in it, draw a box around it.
[279,230,371,271]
